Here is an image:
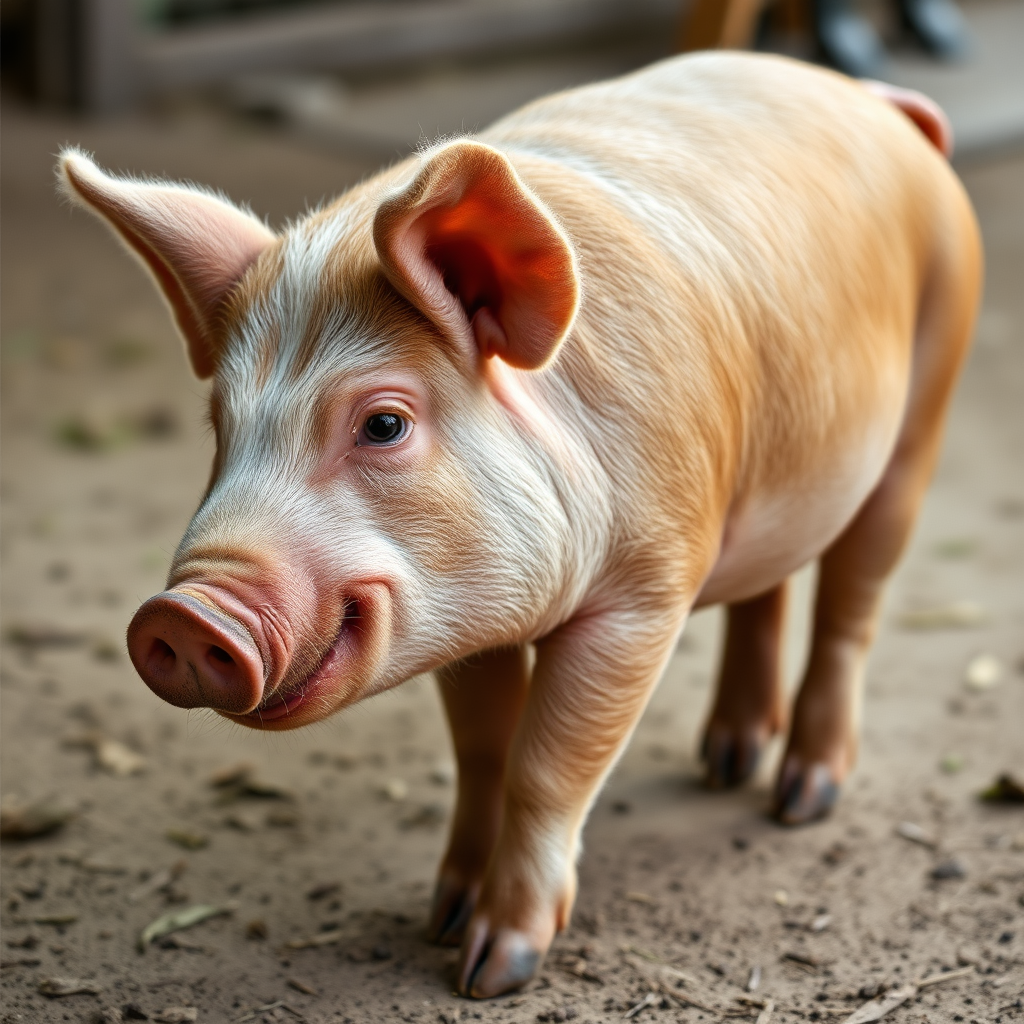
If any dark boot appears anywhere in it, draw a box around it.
[812,0,886,78]
[898,0,970,57]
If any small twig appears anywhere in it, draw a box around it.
[843,983,918,1024]
[756,997,775,1024]
[665,988,719,1013]
[236,1001,284,1022]
[283,928,345,949]
[660,964,700,987]
[915,966,974,989]
[624,992,658,1018]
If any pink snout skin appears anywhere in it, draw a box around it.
[127,592,265,714]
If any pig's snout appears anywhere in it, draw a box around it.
[127,592,265,714]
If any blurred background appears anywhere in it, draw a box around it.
[1,1,1022,1023]
[1,0,1022,151]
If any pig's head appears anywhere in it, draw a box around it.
[58,141,583,729]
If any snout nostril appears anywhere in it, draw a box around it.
[149,638,176,668]
[207,644,235,666]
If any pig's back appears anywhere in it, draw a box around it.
[479,51,961,601]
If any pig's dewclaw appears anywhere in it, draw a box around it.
[458,921,543,998]
[772,759,840,826]
[701,724,767,789]
[427,873,479,947]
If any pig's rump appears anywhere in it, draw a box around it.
[481,52,970,604]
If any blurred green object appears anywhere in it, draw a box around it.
[979,773,1024,804]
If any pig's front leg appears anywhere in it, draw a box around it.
[429,646,531,946]
[456,606,685,998]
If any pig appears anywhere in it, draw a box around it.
[58,52,981,998]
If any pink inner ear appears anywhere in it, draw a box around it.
[429,238,502,321]
[374,142,580,371]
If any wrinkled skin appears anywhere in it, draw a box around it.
[59,53,981,998]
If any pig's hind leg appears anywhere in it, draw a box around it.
[701,581,789,789]
[774,189,981,826]
[428,645,531,946]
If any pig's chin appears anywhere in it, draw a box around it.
[222,618,358,731]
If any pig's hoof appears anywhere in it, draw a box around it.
[701,725,765,789]
[427,875,479,947]
[772,759,839,826]
[458,922,543,998]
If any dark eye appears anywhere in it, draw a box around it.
[358,412,409,447]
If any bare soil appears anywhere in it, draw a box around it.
[1,94,1022,1024]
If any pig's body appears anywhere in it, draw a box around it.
[481,56,940,609]
[60,53,981,999]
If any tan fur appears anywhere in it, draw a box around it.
[58,52,981,999]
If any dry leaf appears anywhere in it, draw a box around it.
[284,927,345,949]
[154,1009,198,1023]
[38,976,101,997]
[166,828,208,850]
[139,901,237,951]
[63,732,145,776]
[95,738,146,776]
[0,799,74,840]
[381,778,408,801]
[625,891,654,904]
[898,602,985,630]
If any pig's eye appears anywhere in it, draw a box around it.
[357,412,409,447]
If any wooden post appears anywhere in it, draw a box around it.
[79,0,137,111]
[678,0,769,51]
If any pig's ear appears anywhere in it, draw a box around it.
[57,148,276,379]
[373,140,579,371]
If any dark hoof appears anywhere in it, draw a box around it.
[458,923,543,998]
[701,726,764,789]
[773,760,839,826]
[427,875,479,947]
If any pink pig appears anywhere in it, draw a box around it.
[59,53,980,997]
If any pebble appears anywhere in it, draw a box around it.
[965,654,1003,691]
[931,859,967,881]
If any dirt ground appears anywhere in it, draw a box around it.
[1,76,1022,1024]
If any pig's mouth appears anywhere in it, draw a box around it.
[236,599,361,725]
